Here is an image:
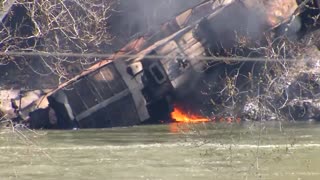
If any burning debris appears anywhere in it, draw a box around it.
[171,106,210,123]
[1,0,320,129]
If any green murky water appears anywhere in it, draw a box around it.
[0,121,320,180]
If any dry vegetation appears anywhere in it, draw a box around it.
[0,0,319,123]
[0,0,114,82]
[197,30,320,122]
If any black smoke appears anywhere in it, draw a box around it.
[109,0,203,47]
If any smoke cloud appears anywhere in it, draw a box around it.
[110,0,203,43]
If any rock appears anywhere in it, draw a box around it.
[242,98,277,121]
[0,89,49,120]
[0,89,21,118]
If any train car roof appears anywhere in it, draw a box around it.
[35,0,301,108]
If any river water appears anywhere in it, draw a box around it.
[0,121,320,180]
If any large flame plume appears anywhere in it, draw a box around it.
[171,106,210,123]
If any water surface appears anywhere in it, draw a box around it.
[0,121,320,179]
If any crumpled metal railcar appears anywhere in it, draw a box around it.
[29,0,308,129]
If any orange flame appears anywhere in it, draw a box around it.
[171,106,210,123]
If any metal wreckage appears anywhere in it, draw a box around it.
[23,0,319,129]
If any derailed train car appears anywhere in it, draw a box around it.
[45,60,150,129]
[40,28,208,129]
[29,0,223,129]
[125,0,300,99]
[29,0,311,129]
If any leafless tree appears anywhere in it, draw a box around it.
[0,0,114,82]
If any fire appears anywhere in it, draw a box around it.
[265,0,298,26]
[171,106,210,123]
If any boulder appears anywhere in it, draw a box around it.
[0,89,49,120]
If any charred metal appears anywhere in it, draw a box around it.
[3,0,318,129]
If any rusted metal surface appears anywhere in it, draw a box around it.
[43,60,150,129]
[40,0,221,97]
[114,0,231,58]
[30,0,304,129]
